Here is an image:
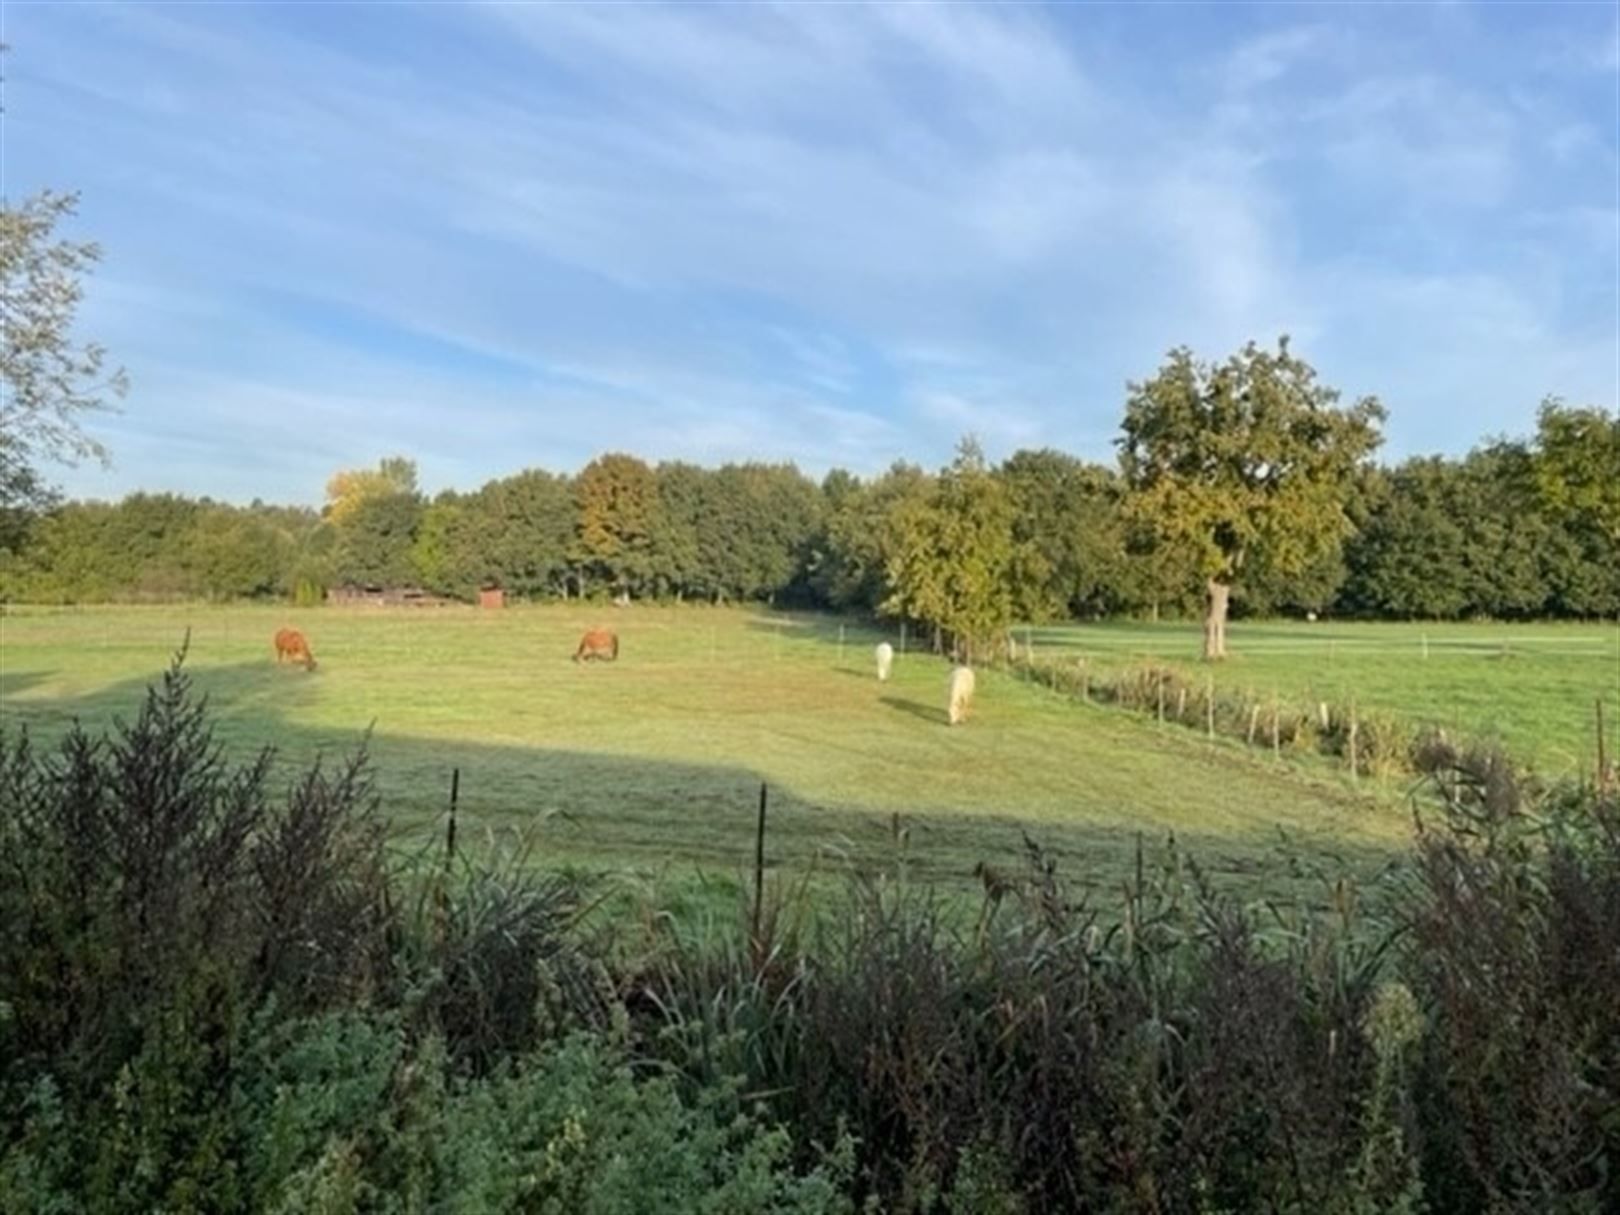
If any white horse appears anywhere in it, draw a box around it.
[947,666,976,726]
[875,641,894,682]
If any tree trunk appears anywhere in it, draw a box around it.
[1203,578,1230,661]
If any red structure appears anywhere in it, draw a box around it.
[479,588,505,610]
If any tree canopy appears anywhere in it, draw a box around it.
[571,453,659,597]
[1118,337,1386,658]
[1532,398,1620,544]
[0,190,127,526]
[882,440,1020,659]
[323,456,420,524]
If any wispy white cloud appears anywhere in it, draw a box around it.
[1219,25,1329,94]
[1302,74,1521,210]
[5,0,1614,502]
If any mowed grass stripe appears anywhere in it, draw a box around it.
[0,604,1412,902]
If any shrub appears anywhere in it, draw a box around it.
[633,837,1389,1212]
[401,836,618,1072]
[0,647,393,1083]
[1404,750,1620,1212]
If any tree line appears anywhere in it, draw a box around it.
[3,388,1615,641]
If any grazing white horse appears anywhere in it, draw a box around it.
[947,666,976,726]
[875,641,894,682]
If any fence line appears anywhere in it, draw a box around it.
[1003,651,1552,783]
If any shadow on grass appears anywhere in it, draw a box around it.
[880,695,948,726]
[831,665,887,681]
[0,669,51,701]
[0,655,1411,916]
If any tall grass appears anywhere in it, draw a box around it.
[1012,653,1460,781]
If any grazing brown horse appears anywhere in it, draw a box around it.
[573,628,619,663]
[273,627,317,671]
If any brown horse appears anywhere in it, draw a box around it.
[273,627,317,671]
[573,628,619,663]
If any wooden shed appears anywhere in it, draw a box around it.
[479,587,505,610]
[327,583,386,607]
[328,584,456,608]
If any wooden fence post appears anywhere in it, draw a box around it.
[752,782,768,950]
[446,767,460,866]
[1599,698,1610,791]
[838,623,845,666]
[1349,702,1360,783]
[1271,693,1281,760]
[1247,700,1260,746]
[435,766,461,951]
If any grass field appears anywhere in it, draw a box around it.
[2,604,1610,911]
[1026,617,1619,774]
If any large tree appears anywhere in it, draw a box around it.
[1530,407,1620,617]
[1532,399,1620,546]
[999,450,1136,620]
[649,462,709,600]
[696,463,823,604]
[814,462,930,612]
[1118,338,1384,658]
[183,506,291,600]
[332,490,421,588]
[1341,458,1471,620]
[882,439,1018,659]
[495,469,575,597]
[1340,439,1614,621]
[420,469,577,600]
[571,453,659,598]
[322,456,422,588]
[0,191,127,527]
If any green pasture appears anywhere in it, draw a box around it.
[0,603,1425,911]
[1023,617,1618,775]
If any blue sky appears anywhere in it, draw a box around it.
[3,1,1616,505]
